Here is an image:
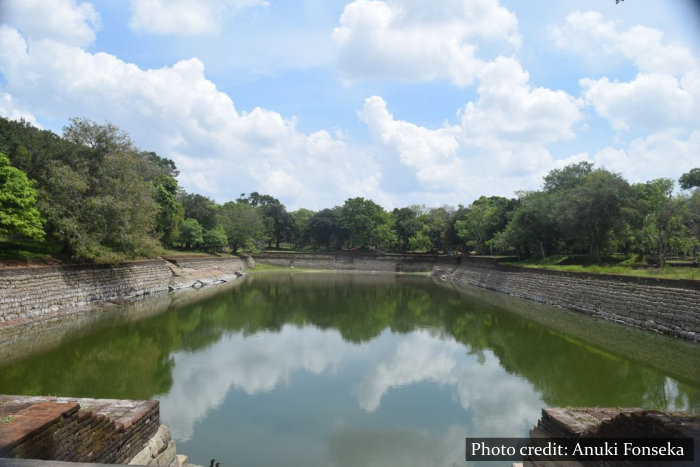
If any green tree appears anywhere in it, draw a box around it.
[543,161,594,192]
[632,179,678,267]
[392,206,423,251]
[454,196,512,254]
[178,192,219,230]
[338,197,393,249]
[289,208,314,249]
[495,191,559,258]
[0,152,44,240]
[308,208,342,250]
[83,151,161,259]
[422,206,455,251]
[154,175,184,246]
[679,168,700,190]
[218,202,262,253]
[177,218,204,249]
[237,192,292,249]
[557,170,632,263]
[202,226,228,253]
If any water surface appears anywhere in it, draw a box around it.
[1,272,698,467]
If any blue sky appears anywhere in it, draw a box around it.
[0,0,698,210]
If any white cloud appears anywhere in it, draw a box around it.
[0,0,100,47]
[551,10,697,75]
[591,130,700,183]
[129,0,268,36]
[332,0,519,86]
[358,57,583,200]
[0,92,38,126]
[581,73,696,131]
[551,9,700,172]
[358,96,464,188]
[0,23,384,209]
[461,57,582,145]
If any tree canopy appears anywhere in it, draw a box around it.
[1,116,699,265]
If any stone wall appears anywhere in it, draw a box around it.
[0,261,171,325]
[0,257,252,327]
[524,407,700,467]
[255,252,458,272]
[437,258,700,341]
[0,396,169,465]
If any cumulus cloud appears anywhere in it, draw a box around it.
[0,0,100,47]
[358,56,582,200]
[580,73,696,131]
[129,0,268,36]
[0,19,384,208]
[358,96,464,188]
[552,10,699,137]
[332,0,519,86]
[462,57,582,144]
[551,10,697,75]
[591,130,700,183]
[0,92,38,126]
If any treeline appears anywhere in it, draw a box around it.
[1,116,699,265]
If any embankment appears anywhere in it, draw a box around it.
[1,252,699,342]
[0,256,250,327]
[435,257,700,342]
[254,251,458,272]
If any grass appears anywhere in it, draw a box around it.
[502,255,700,280]
[248,263,296,271]
[0,416,15,424]
[0,236,61,263]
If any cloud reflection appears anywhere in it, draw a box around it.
[159,326,541,443]
[159,325,349,440]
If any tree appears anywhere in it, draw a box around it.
[338,197,393,249]
[289,208,314,249]
[392,206,422,251]
[237,192,292,249]
[218,202,262,253]
[495,191,559,258]
[178,192,219,230]
[308,208,342,250]
[84,151,161,258]
[154,175,184,246]
[422,206,454,253]
[202,226,228,253]
[0,152,44,240]
[632,179,678,267]
[679,168,700,190]
[177,218,203,249]
[543,161,594,192]
[557,170,632,263]
[454,196,512,254]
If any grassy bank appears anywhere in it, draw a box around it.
[501,255,699,280]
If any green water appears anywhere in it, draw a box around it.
[1,273,698,467]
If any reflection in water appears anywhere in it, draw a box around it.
[0,273,698,467]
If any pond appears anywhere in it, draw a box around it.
[1,272,699,467]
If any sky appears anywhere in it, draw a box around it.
[0,0,699,210]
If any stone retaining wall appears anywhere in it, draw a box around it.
[0,257,251,327]
[437,258,700,341]
[524,407,700,466]
[0,261,171,325]
[255,252,458,272]
[0,396,169,465]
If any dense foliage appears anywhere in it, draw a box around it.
[1,116,698,265]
